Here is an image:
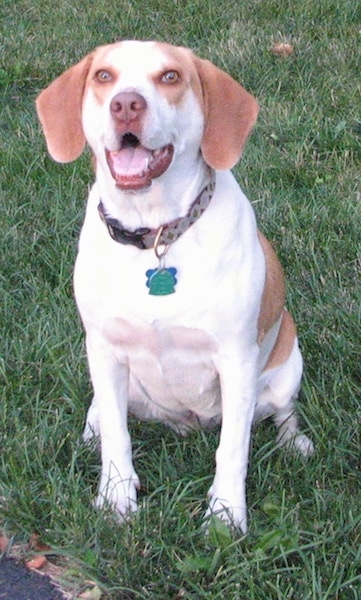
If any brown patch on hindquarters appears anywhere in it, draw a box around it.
[263,308,297,372]
[257,232,285,342]
[257,232,297,370]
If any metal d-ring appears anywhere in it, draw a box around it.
[153,226,170,267]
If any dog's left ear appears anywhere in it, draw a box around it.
[193,56,259,170]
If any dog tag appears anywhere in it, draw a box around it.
[146,267,177,295]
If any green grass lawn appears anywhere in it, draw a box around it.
[1,0,360,598]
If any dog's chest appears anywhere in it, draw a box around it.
[104,317,222,426]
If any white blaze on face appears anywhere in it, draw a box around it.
[81,41,205,189]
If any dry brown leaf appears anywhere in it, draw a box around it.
[270,42,294,57]
[26,554,48,570]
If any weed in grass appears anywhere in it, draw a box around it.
[1,0,361,597]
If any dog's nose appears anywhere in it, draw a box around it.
[110,92,147,123]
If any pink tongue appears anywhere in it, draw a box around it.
[111,146,152,177]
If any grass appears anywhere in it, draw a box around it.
[1,0,360,597]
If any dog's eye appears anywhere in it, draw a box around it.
[95,70,112,83]
[161,70,180,84]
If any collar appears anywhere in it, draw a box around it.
[98,170,216,250]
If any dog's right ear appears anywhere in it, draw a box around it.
[36,54,93,163]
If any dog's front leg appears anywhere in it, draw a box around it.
[85,335,140,518]
[206,344,259,533]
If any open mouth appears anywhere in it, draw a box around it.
[106,133,174,190]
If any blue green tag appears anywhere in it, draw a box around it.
[146,267,177,295]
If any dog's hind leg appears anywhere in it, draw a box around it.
[83,397,100,441]
[258,340,314,456]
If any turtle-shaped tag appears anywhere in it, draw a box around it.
[146,267,177,295]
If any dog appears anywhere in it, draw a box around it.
[36,40,313,532]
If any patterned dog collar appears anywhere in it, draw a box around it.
[98,170,216,250]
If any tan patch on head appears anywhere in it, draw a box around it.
[152,43,204,107]
[83,41,203,109]
[83,43,124,105]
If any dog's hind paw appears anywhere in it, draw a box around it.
[83,398,100,441]
[278,431,314,457]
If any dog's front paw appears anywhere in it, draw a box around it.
[96,472,140,519]
[205,487,248,533]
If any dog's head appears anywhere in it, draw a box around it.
[36,41,259,190]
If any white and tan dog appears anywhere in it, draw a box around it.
[36,40,313,532]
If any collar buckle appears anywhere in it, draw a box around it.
[105,221,150,249]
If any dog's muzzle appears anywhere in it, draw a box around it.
[106,132,174,190]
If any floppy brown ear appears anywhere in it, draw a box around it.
[36,54,93,163]
[192,56,259,170]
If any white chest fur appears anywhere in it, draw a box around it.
[74,175,263,429]
[104,317,222,429]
